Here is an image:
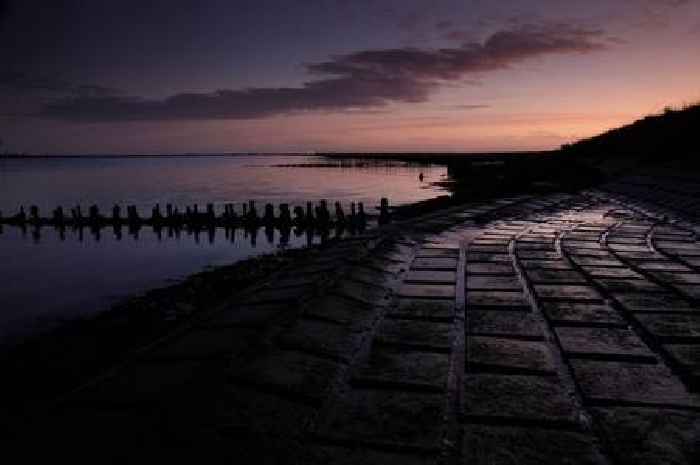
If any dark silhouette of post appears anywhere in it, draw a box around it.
[379,197,390,225]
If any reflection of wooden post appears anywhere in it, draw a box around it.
[248,200,257,223]
[264,203,275,225]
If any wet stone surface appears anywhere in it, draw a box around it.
[14,191,700,464]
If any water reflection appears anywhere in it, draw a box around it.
[0,155,446,344]
[0,219,367,248]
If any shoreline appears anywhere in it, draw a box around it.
[0,192,459,413]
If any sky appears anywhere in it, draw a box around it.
[0,0,698,154]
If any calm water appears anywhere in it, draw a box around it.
[0,155,446,344]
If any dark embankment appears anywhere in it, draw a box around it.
[562,103,700,175]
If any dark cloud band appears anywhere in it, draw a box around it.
[38,23,608,122]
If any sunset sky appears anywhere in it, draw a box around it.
[1,0,698,154]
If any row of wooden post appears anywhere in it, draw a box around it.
[2,214,368,246]
[0,198,391,229]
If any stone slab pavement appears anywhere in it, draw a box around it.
[7,185,700,464]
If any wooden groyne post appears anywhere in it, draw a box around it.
[0,198,388,238]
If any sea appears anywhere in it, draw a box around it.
[0,154,447,344]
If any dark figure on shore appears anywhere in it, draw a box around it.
[419,172,424,182]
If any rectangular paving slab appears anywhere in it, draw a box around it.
[415,248,459,258]
[541,302,626,327]
[562,240,604,249]
[398,283,455,300]
[591,407,700,465]
[404,270,456,284]
[534,285,603,302]
[467,275,522,291]
[217,384,314,435]
[635,261,693,272]
[555,327,656,362]
[304,445,434,465]
[230,349,341,404]
[353,349,450,391]
[526,269,587,284]
[467,310,543,339]
[389,298,454,320]
[569,256,624,267]
[467,336,555,375]
[334,280,389,306]
[613,293,696,313]
[662,344,700,389]
[520,260,574,270]
[467,263,515,275]
[469,245,510,254]
[651,271,700,285]
[517,251,561,260]
[467,291,530,311]
[302,295,374,327]
[632,314,700,343]
[411,257,458,270]
[463,425,606,465]
[321,389,446,450]
[376,318,451,352]
[463,373,579,426]
[581,267,644,279]
[596,279,667,294]
[569,360,698,407]
[467,252,513,263]
[277,319,360,361]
